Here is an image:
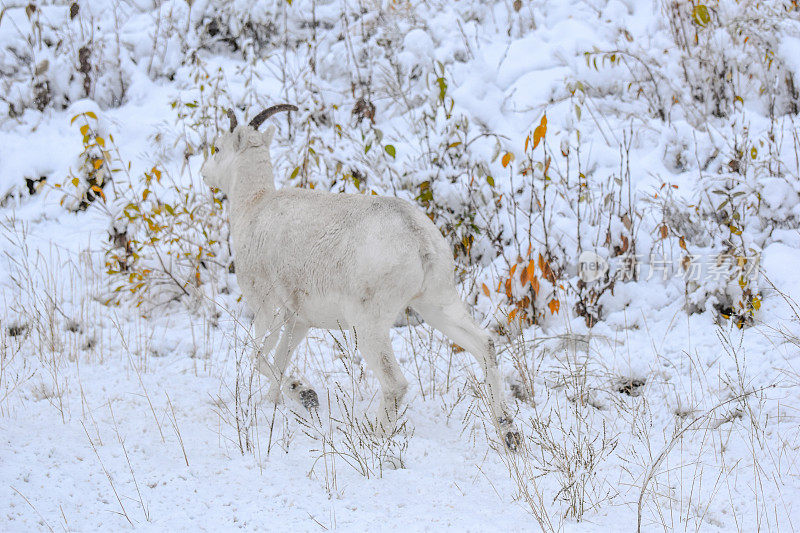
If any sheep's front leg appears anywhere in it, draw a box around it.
[252,312,317,409]
[266,319,313,407]
[252,310,280,376]
[356,326,409,436]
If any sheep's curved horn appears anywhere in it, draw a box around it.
[248,104,298,130]
[226,108,238,132]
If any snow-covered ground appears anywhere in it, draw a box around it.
[2,0,800,530]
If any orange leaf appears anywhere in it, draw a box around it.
[505,278,513,299]
[482,283,491,297]
[520,265,528,286]
[532,114,547,149]
[679,236,686,250]
[93,159,104,170]
[548,299,560,315]
[660,225,669,239]
[620,235,629,253]
[90,185,106,201]
[509,263,518,277]
[531,276,540,296]
[538,253,556,283]
[524,135,530,152]
[508,309,518,323]
[502,152,513,168]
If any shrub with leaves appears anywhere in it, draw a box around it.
[57,109,230,310]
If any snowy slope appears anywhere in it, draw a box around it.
[2,0,800,531]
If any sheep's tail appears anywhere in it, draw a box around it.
[408,212,445,286]
[397,202,448,291]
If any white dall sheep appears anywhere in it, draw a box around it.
[201,105,519,449]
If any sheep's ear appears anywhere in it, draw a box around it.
[262,125,276,146]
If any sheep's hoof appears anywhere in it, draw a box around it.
[498,415,521,452]
[289,380,319,410]
[299,388,319,410]
[504,430,522,452]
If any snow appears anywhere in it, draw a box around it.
[2,0,800,531]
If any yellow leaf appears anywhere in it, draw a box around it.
[85,111,97,120]
[482,283,491,297]
[143,189,150,201]
[502,152,513,168]
[71,177,80,187]
[93,159,104,170]
[692,4,710,27]
[80,124,89,135]
[96,137,105,147]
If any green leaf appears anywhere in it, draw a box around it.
[487,175,495,187]
[384,144,396,158]
[437,77,447,102]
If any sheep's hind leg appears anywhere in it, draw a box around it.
[412,297,521,451]
[355,325,409,437]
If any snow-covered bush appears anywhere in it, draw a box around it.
[0,3,132,117]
